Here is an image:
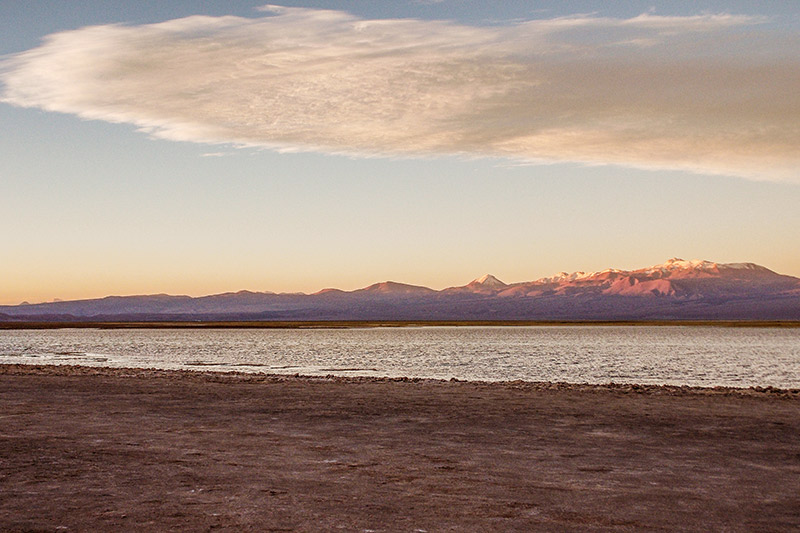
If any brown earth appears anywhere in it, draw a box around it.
[1,364,798,532]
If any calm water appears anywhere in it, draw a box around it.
[1,326,798,388]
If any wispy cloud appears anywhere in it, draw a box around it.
[1,6,797,181]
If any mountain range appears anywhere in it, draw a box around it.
[2,258,799,322]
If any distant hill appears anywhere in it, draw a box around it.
[2,259,799,322]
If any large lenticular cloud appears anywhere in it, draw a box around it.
[2,5,798,181]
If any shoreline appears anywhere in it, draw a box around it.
[2,363,799,398]
[2,363,799,530]
[2,319,800,329]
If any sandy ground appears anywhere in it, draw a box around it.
[1,364,798,532]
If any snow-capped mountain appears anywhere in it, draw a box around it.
[2,259,798,322]
[470,274,507,288]
[493,258,798,300]
[443,274,509,294]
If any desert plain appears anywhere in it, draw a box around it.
[1,364,798,532]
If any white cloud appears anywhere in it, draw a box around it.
[1,6,797,181]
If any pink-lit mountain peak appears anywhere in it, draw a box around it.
[536,268,623,284]
[507,258,794,299]
[635,258,780,281]
[638,258,721,278]
[537,258,774,284]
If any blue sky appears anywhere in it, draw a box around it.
[1,1,799,303]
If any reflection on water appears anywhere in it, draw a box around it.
[1,326,798,388]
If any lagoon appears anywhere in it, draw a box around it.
[1,325,798,388]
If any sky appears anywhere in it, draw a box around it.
[1,1,799,304]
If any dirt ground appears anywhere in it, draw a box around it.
[1,364,798,532]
